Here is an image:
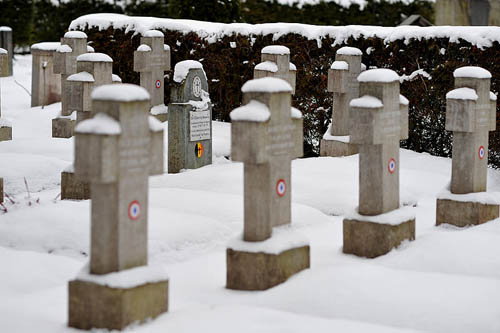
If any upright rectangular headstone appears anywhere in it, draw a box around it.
[0,26,13,76]
[436,66,500,227]
[254,45,296,94]
[31,42,62,107]
[168,60,212,173]
[52,31,88,138]
[320,46,364,157]
[0,48,12,142]
[68,84,167,330]
[343,68,415,258]
[226,77,309,290]
[134,30,171,122]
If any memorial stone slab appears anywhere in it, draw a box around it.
[31,42,62,107]
[168,60,212,173]
[320,47,363,157]
[436,66,500,226]
[69,84,167,330]
[254,45,296,94]
[134,30,171,122]
[0,48,12,142]
[343,68,415,258]
[52,31,88,138]
[0,26,13,76]
[226,77,309,290]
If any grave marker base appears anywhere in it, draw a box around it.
[61,171,90,200]
[343,216,415,258]
[436,198,499,227]
[68,278,169,330]
[320,138,359,157]
[52,117,75,138]
[0,126,12,141]
[226,245,310,291]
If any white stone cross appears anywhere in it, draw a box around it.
[254,45,296,94]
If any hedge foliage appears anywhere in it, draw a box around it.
[83,25,500,165]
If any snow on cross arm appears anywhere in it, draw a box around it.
[230,100,271,122]
[446,87,478,101]
[74,113,121,135]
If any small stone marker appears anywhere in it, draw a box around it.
[0,48,12,142]
[168,60,212,173]
[0,177,3,204]
[320,46,367,157]
[61,52,114,200]
[31,42,62,107]
[254,45,296,94]
[68,84,167,330]
[226,77,309,290]
[52,31,88,138]
[436,66,499,227]
[343,68,415,258]
[0,26,13,76]
[134,30,171,122]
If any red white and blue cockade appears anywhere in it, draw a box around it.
[128,200,141,220]
[155,80,161,89]
[479,145,485,160]
[276,179,286,197]
[388,158,396,174]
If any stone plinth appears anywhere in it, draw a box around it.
[226,245,310,290]
[51,116,75,138]
[168,61,212,173]
[0,27,13,76]
[343,211,415,258]
[31,43,62,107]
[61,170,90,200]
[436,198,499,227]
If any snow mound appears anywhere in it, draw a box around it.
[358,68,399,83]
[67,71,94,82]
[454,66,492,79]
[255,61,278,73]
[446,87,478,101]
[64,31,87,39]
[92,83,150,102]
[262,45,290,55]
[227,227,309,255]
[143,29,164,37]
[437,188,500,205]
[77,52,113,63]
[0,26,12,32]
[331,60,348,70]
[230,100,270,122]
[149,116,164,132]
[291,107,303,119]
[350,95,383,108]
[242,77,292,93]
[174,60,205,83]
[75,113,121,135]
[137,44,152,52]
[337,46,362,56]
[31,42,60,51]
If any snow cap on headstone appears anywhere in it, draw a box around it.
[64,31,87,39]
[453,66,492,79]
[358,68,399,83]
[143,30,164,37]
[173,60,205,83]
[0,48,7,54]
[77,53,113,63]
[262,45,290,55]
[92,84,150,102]
[241,77,292,93]
[337,46,362,56]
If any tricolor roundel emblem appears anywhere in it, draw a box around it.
[128,200,141,220]
[195,142,204,158]
[388,158,396,174]
[155,80,161,89]
[479,145,485,160]
[276,179,286,197]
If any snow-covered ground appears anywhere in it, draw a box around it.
[1,55,500,332]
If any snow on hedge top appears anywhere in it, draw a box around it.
[446,87,478,101]
[69,13,500,49]
[255,61,278,73]
[75,113,121,135]
[262,45,290,55]
[350,95,383,108]
[92,84,150,102]
[331,60,348,70]
[77,52,113,62]
[358,68,399,83]
[261,0,429,10]
[453,66,492,79]
[137,44,152,52]
[242,77,292,93]
[0,48,6,54]
[0,26,12,32]
[337,46,362,56]
[31,42,61,51]
[230,100,270,122]
[143,29,164,37]
[64,30,87,39]
[173,60,205,83]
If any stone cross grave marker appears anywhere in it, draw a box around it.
[436,66,499,227]
[0,26,13,76]
[168,60,212,173]
[320,46,365,157]
[31,42,62,107]
[254,45,296,94]
[52,31,88,138]
[0,48,12,142]
[226,76,309,291]
[61,52,114,200]
[69,84,166,330]
[343,68,415,258]
[134,30,171,121]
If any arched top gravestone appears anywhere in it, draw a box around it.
[171,61,208,103]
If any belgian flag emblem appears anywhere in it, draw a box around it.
[195,142,204,158]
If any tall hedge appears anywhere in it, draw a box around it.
[82,25,500,165]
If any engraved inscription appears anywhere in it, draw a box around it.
[190,110,211,141]
[266,124,295,156]
[120,137,149,172]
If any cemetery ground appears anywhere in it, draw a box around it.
[1,55,500,332]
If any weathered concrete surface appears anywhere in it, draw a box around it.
[0,27,13,76]
[319,139,359,157]
[0,126,11,141]
[51,117,74,138]
[226,245,310,290]
[68,279,168,330]
[0,178,3,204]
[436,198,499,227]
[61,171,90,200]
[343,218,415,258]
[435,0,500,26]
[31,46,61,107]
